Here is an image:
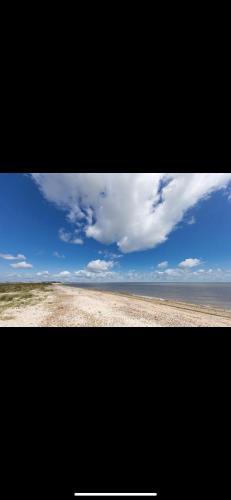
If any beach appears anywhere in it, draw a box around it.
[1,284,231,327]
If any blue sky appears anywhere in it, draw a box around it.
[0,172,231,282]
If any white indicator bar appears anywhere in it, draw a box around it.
[74,495,157,497]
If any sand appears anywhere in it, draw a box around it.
[0,284,231,327]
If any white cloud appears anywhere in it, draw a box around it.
[72,265,231,283]
[157,261,168,269]
[98,250,123,259]
[179,258,201,268]
[73,259,116,281]
[152,266,231,282]
[156,268,182,278]
[59,228,70,243]
[4,266,231,284]
[165,268,181,276]
[0,253,26,260]
[74,269,117,281]
[75,270,93,279]
[187,216,196,225]
[10,261,33,269]
[72,238,84,245]
[31,173,231,253]
[56,271,71,277]
[36,271,49,276]
[86,259,114,273]
[59,228,83,245]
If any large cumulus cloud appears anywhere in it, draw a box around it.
[30,173,231,253]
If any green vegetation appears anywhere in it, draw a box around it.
[0,282,52,294]
[0,282,53,315]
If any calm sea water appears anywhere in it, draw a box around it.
[68,282,231,310]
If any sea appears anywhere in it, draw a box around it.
[67,282,231,310]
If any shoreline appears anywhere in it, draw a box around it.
[1,284,231,327]
[64,284,231,318]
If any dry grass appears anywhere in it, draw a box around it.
[0,283,52,294]
[0,315,15,321]
[0,283,53,315]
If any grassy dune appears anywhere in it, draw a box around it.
[0,283,52,316]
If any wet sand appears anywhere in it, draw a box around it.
[1,284,231,327]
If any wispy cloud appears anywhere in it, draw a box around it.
[178,258,201,269]
[10,261,33,269]
[59,228,83,245]
[55,271,71,277]
[53,251,65,259]
[0,253,26,261]
[187,216,196,225]
[98,250,123,260]
[157,261,168,269]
